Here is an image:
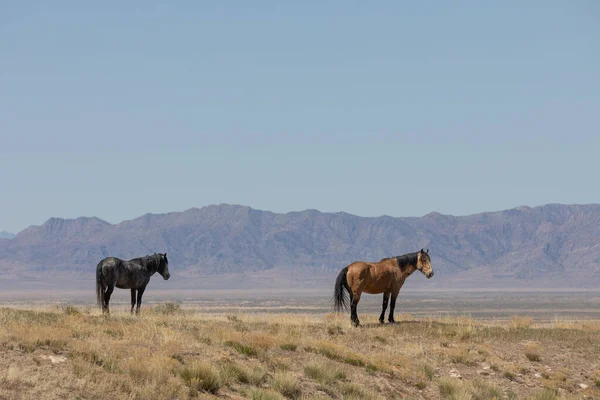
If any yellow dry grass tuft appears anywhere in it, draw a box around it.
[303,359,347,384]
[523,341,543,362]
[177,361,221,394]
[273,371,301,399]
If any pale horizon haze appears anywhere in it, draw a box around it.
[1,1,599,233]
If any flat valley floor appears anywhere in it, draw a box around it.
[1,291,599,399]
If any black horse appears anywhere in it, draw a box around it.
[96,253,171,314]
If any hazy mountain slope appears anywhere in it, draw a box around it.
[1,204,599,288]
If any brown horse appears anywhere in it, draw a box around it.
[333,249,433,326]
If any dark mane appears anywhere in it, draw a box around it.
[381,251,424,270]
[395,252,418,269]
[130,254,163,269]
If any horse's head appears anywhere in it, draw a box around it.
[158,253,171,280]
[416,249,433,279]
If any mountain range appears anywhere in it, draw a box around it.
[1,203,599,290]
[0,231,15,239]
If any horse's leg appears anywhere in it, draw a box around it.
[350,292,361,327]
[100,281,108,314]
[135,286,146,315]
[104,284,115,315]
[130,289,137,314]
[388,290,399,323]
[379,292,390,324]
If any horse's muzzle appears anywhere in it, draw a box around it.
[427,271,434,279]
[164,273,171,280]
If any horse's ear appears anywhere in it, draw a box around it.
[420,248,424,253]
[426,249,429,253]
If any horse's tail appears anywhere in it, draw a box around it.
[96,261,104,309]
[333,266,350,313]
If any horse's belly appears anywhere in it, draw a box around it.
[115,274,134,289]
[362,285,388,294]
[116,274,147,289]
[115,282,130,289]
[362,275,398,294]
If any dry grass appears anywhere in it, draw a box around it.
[510,315,534,328]
[303,359,346,384]
[272,371,301,399]
[177,362,221,394]
[523,341,543,362]
[438,377,503,399]
[250,388,285,400]
[0,305,599,399]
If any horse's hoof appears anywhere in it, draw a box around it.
[388,320,396,324]
[379,319,385,324]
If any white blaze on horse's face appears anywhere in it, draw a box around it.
[417,249,434,279]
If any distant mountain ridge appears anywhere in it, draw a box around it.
[0,231,15,239]
[1,203,600,289]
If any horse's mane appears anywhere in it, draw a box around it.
[381,251,427,270]
[131,254,163,269]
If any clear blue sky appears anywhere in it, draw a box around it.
[1,1,599,233]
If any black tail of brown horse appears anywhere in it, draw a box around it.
[333,267,350,312]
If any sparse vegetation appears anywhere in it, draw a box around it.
[438,377,469,399]
[218,360,248,386]
[60,304,81,316]
[177,362,221,394]
[0,305,599,400]
[439,378,502,400]
[246,366,268,386]
[470,380,502,399]
[152,301,181,315]
[504,371,517,381]
[224,340,258,357]
[510,315,534,328]
[340,382,383,400]
[273,371,301,399]
[280,343,297,351]
[524,341,543,362]
[327,323,344,336]
[303,360,346,384]
[251,388,285,400]
[448,347,476,366]
[527,388,559,400]
[415,381,427,390]
[422,362,436,380]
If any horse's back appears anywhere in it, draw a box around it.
[346,260,399,294]
[99,257,121,268]
[97,257,123,280]
[346,261,370,279]
[345,261,374,286]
